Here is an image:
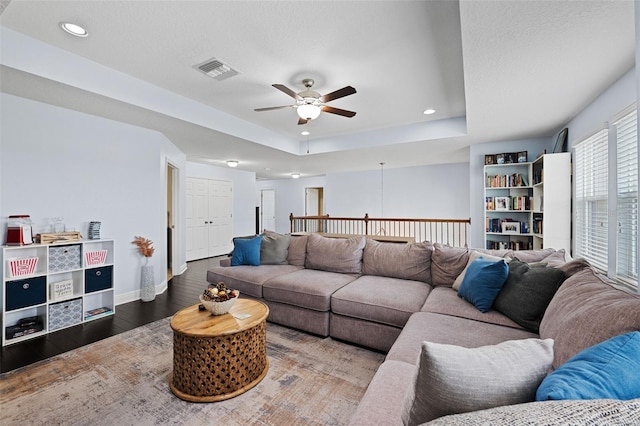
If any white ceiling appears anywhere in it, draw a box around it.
[0,0,635,179]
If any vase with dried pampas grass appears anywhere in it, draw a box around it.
[132,236,156,302]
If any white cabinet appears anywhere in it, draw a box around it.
[1,239,115,346]
[531,153,572,251]
[484,153,571,253]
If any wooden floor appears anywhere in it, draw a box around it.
[1,257,222,374]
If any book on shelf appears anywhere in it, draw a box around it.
[486,240,533,250]
[84,306,113,319]
[486,173,529,188]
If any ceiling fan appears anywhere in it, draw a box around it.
[255,79,357,125]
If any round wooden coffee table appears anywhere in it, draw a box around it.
[170,298,269,402]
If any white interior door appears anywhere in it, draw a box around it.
[208,180,233,256]
[186,178,208,261]
[261,189,276,233]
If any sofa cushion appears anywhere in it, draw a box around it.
[538,249,568,267]
[349,360,416,426]
[263,268,357,311]
[386,312,538,365]
[231,235,262,266]
[431,244,470,287]
[493,259,566,332]
[424,398,640,426]
[504,248,557,263]
[206,264,301,298]
[402,338,554,425]
[331,275,432,328]
[457,258,509,313]
[431,244,507,287]
[305,233,365,274]
[362,239,433,283]
[260,232,290,265]
[539,267,640,369]
[421,287,523,329]
[537,331,640,401]
[287,234,308,267]
[557,257,591,277]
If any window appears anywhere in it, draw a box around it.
[574,106,638,291]
[615,109,638,285]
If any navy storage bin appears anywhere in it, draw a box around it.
[85,266,113,293]
[5,276,46,311]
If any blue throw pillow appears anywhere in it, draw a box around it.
[457,257,509,313]
[231,235,262,266]
[536,331,640,401]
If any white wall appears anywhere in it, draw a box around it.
[566,68,636,147]
[256,163,470,235]
[256,176,327,234]
[1,93,187,304]
[186,161,258,237]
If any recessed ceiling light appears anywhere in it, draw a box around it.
[291,173,300,179]
[423,109,436,115]
[301,130,310,136]
[226,160,239,168]
[59,22,88,37]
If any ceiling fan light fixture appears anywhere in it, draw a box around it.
[297,104,321,120]
[226,160,239,168]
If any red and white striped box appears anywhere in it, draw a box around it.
[85,250,107,266]
[8,257,38,277]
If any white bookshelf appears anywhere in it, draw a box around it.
[484,153,571,252]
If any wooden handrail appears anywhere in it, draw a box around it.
[290,213,471,247]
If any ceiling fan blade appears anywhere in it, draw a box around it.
[298,117,308,125]
[322,105,357,118]
[254,105,294,112]
[273,84,302,100]
[320,86,356,103]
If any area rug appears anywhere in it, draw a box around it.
[0,318,384,425]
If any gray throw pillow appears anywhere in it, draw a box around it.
[260,232,290,265]
[493,258,566,332]
[401,338,554,425]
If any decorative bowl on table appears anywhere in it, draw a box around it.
[199,282,239,315]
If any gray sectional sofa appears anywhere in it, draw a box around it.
[206,232,640,424]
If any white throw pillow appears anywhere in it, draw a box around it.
[401,338,554,425]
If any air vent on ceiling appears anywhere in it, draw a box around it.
[194,58,239,81]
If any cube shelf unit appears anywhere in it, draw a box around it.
[484,153,571,252]
[1,239,115,346]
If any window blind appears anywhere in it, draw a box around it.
[574,129,609,271]
[615,110,638,284]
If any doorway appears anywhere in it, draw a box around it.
[166,162,178,280]
[260,189,276,233]
[305,187,324,232]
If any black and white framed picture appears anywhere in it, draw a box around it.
[501,222,521,234]
[517,151,528,163]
